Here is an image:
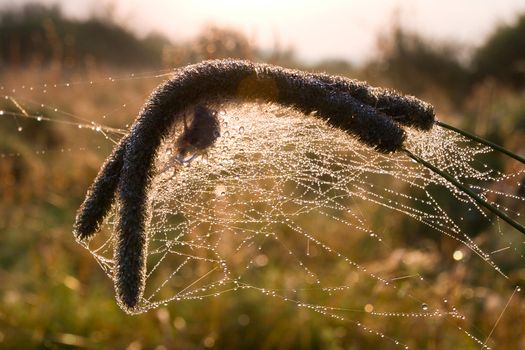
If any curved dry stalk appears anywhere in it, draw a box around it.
[74,59,438,312]
[74,60,433,240]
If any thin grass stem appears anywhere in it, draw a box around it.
[403,148,525,236]
[437,121,525,164]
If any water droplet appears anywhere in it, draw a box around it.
[239,126,245,134]
[37,116,42,121]
[453,250,464,261]
[17,126,23,132]
[421,303,428,311]
[176,151,198,164]
[364,304,374,313]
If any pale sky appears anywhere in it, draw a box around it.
[3,0,525,63]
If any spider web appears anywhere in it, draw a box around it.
[86,102,524,347]
[2,72,524,349]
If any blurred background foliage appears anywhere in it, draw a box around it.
[0,3,524,350]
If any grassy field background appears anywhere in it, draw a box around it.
[1,4,525,349]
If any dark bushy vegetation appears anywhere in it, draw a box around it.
[0,4,259,70]
[2,3,524,101]
[372,26,471,106]
[371,17,525,107]
[0,4,169,69]
[472,14,525,88]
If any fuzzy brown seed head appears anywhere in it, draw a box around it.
[73,59,436,311]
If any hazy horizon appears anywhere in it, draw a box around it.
[3,0,525,64]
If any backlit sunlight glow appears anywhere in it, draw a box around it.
[2,1,525,348]
[12,0,525,62]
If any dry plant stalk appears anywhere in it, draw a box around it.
[75,59,439,312]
